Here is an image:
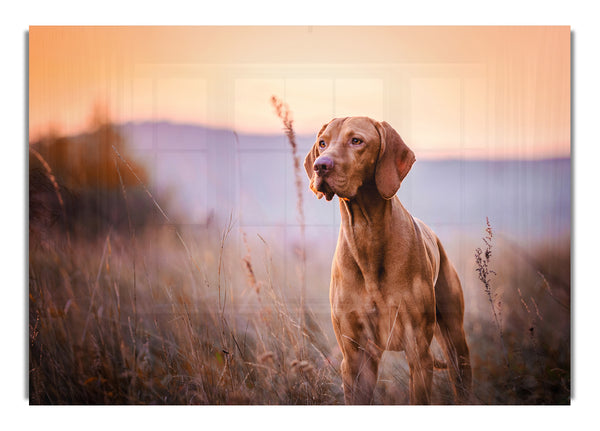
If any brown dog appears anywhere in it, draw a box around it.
[304,117,471,404]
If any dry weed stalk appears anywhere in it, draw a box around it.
[271,95,307,355]
[270,96,305,229]
[537,270,569,310]
[114,156,138,384]
[29,146,71,247]
[241,231,260,295]
[218,213,235,316]
[474,217,510,369]
[517,286,547,378]
[112,144,195,264]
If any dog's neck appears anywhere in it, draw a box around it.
[337,182,405,286]
[339,182,391,228]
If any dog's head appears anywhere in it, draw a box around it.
[304,117,415,201]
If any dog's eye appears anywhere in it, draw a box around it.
[351,137,363,145]
[318,140,326,149]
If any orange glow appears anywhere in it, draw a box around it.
[29,26,570,159]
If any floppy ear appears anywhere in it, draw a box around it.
[304,122,330,198]
[374,121,416,200]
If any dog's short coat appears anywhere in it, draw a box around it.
[304,117,471,404]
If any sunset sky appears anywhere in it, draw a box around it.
[29,26,570,159]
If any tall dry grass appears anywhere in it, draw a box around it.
[29,113,341,404]
[29,226,342,404]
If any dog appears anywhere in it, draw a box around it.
[304,117,471,404]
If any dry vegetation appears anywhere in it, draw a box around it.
[29,225,343,404]
[468,221,570,404]
[28,108,570,405]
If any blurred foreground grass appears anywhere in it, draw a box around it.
[29,220,570,404]
[29,223,343,404]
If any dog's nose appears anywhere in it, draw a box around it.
[314,156,334,176]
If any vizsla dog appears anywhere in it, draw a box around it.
[304,117,471,404]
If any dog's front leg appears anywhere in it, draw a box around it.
[405,338,434,404]
[333,311,382,404]
[340,349,380,405]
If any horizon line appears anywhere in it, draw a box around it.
[29,119,571,162]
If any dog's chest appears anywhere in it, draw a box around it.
[330,242,435,350]
[330,286,408,351]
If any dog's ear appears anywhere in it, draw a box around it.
[304,122,330,198]
[303,127,324,180]
[374,121,415,200]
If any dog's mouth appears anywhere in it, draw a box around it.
[312,176,336,201]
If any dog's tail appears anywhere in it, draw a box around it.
[434,238,472,403]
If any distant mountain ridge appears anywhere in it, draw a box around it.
[115,122,570,248]
[117,121,570,161]
[118,121,317,152]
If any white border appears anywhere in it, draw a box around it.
[4,1,598,430]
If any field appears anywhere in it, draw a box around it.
[28,222,571,405]
[28,118,570,405]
